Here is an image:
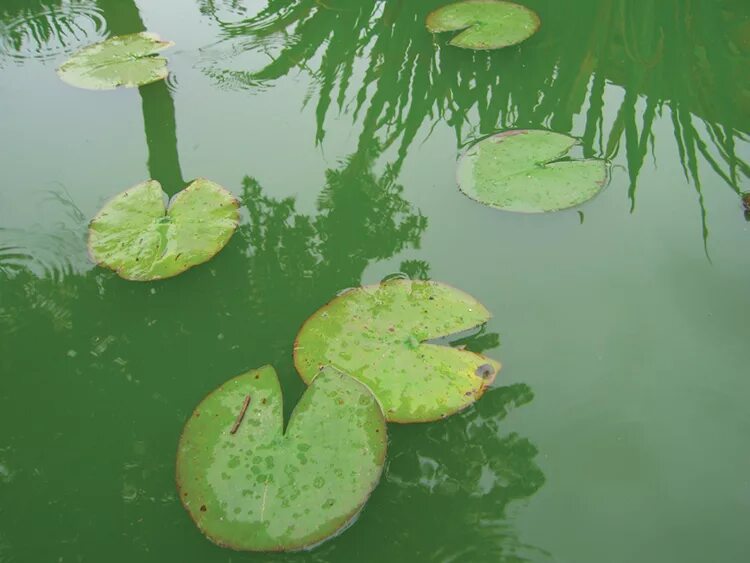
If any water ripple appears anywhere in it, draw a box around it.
[0,2,107,64]
[0,227,89,281]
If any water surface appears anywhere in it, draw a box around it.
[1,1,749,562]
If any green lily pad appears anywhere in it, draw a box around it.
[457,130,609,213]
[294,280,501,423]
[176,366,386,552]
[88,178,239,281]
[56,32,174,90]
[426,0,540,50]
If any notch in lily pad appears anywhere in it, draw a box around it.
[294,280,501,423]
[88,178,239,281]
[457,130,609,213]
[56,32,174,90]
[176,366,386,552]
[426,0,540,50]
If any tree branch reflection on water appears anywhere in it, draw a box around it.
[376,383,547,562]
[1,2,542,559]
[0,0,107,63]
[0,154,543,561]
[199,0,750,245]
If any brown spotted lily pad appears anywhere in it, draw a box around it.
[176,366,386,552]
[88,178,239,281]
[294,280,501,423]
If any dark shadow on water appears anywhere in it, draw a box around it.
[0,109,536,559]
[95,0,186,191]
[1,1,543,560]
[2,145,523,561]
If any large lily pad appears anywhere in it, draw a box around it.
[457,130,609,213]
[88,178,239,281]
[426,0,540,50]
[176,366,386,552]
[294,280,501,423]
[56,32,173,90]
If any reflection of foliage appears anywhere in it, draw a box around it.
[0,148,431,560]
[202,382,545,561]
[399,258,431,281]
[0,187,88,280]
[0,143,429,328]
[0,146,427,354]
[200,0,750,241]
[238,146,427,310]
[1,0,64,54]
[450,325,500,355]
[354,383,547,562]
[0,228,84,280]
[0,0,106,63]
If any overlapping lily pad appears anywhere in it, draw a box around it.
[457,130,609,213]
[56,32,173,90]
[426,0,540,50]
[176,366,386,552]
[88,178,239,281]
[294,280,501,423]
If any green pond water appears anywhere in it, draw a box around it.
[1,0,749,561]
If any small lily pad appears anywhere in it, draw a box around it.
[426,0,540,50]
[294,280,501,423]
[457,130,609,213]
[88,178,239,281]
[56,32,174,90]
[176,366,386,552]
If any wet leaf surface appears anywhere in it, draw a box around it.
[56,32,173,90]
[176,366,386,552]
[88,178,239,281]
[295,280,501,423]
[457,129,609,212]
[426,0,540,50]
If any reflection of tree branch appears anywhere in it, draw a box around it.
[450,326,501,355]
[200,0,750,242]
[139,82,185,191]
[375,382,546,562]
[0,0,107,63]
[95,0,186,192]
[237,148,427,303]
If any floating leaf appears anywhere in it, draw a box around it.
[88,178,239,281]
[295,280,500,423]
[56,32,173,90]
[457,130,609,213]
[426,0,540,50]
[176,366,386,552]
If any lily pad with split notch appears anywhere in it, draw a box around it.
[176,366,387,552]
[88,178,239,281]
[426,0,540,50]
[294,280,501,423]
[457,129,609,213]
[56,32,174,90]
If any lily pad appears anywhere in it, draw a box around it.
[176,366,386,552]
[88,178,239,281]
[457,130,609,213]
[56,32,173,90]
[426,0,540,50]
[294,280,501,423]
